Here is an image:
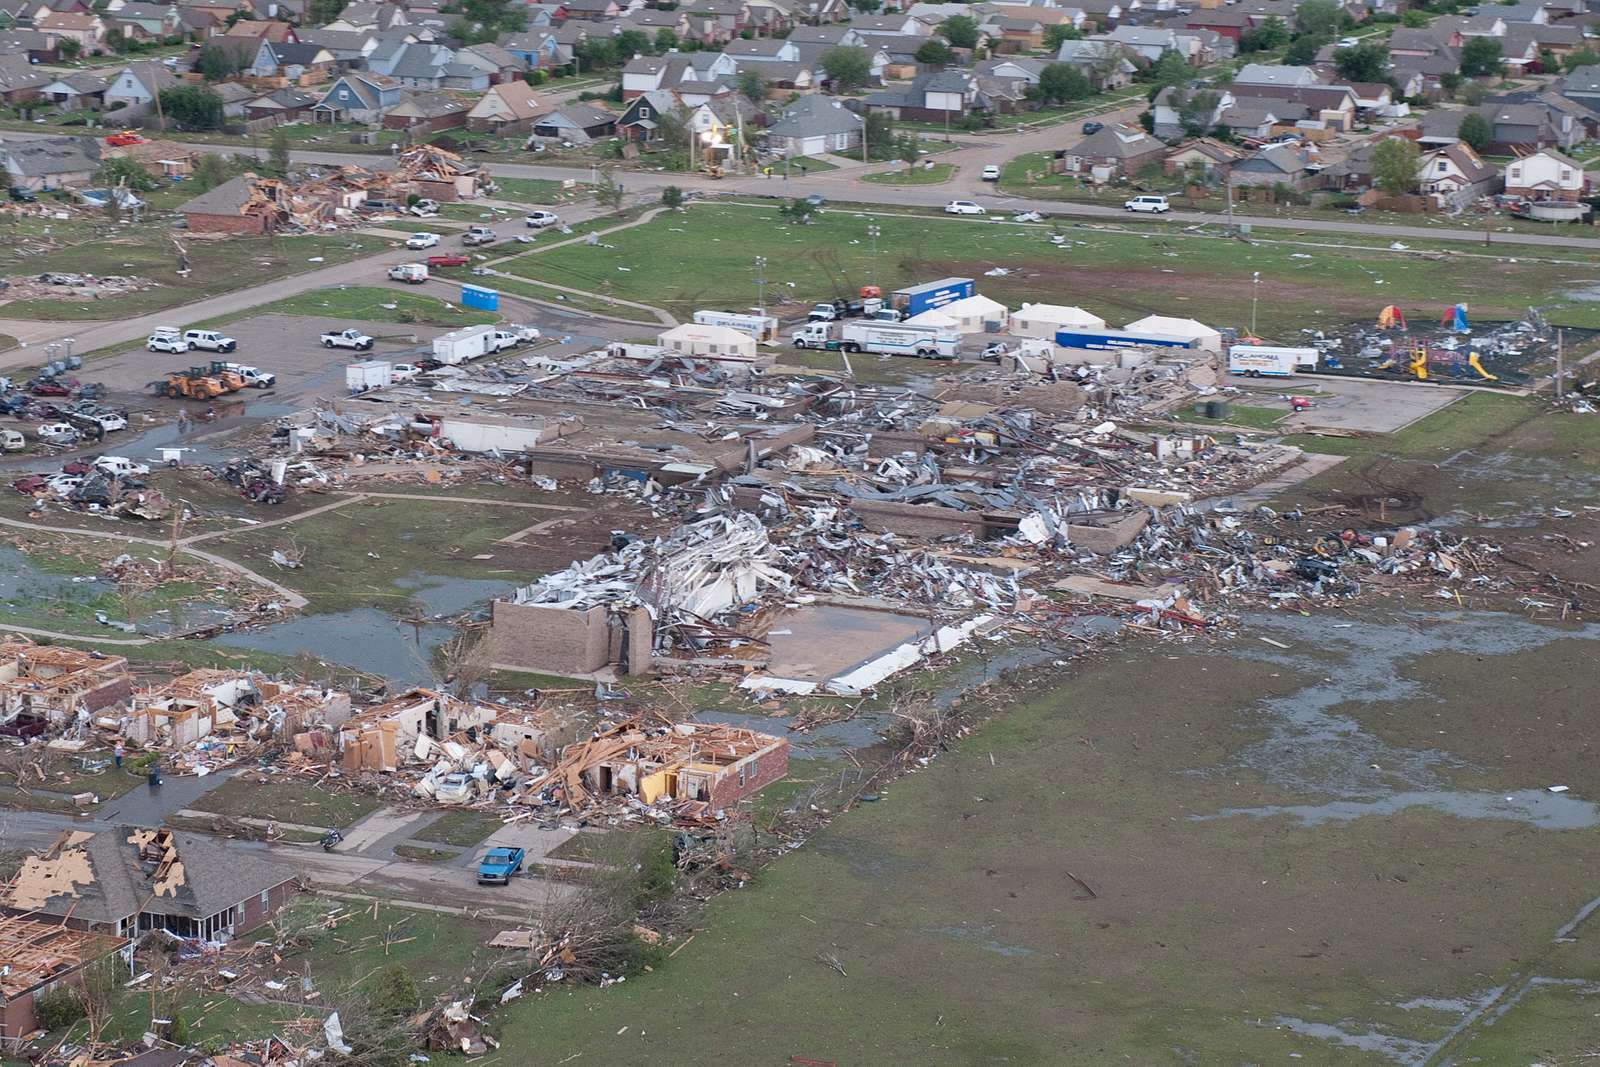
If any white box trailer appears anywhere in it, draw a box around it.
[693,309,779,342]
[791,320,960,359]
[1227,344,1319,377]
[346,360,392,392]
[433,324,498,366]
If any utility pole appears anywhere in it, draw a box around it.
[1225,176,1234,234]
[867,224,880,287]
[1556,328,1564,398]
[1250,270,1260,337]
[754,255,767,315]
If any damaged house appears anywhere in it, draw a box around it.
[2,827,296,941]
[534,718,789,817]
[337,688,501,773]
[0,641,132,725]
[0,915,128,1041]
[123,669,351,748]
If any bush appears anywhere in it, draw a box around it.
[34,988,84,1031]
[369,964,419,1017]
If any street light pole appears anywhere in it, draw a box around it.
[755,255,767,315]
[1250,271,1260,337]
[867,224,880,287]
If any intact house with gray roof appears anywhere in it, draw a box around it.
[764,93,863,156]
[1,827,296,941]
[865,69,984,122]
[1,134,99,191]
[1053,121,1164,180]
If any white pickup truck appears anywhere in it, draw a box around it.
[221,362,276,388]
[183,329,237,353]
[321,328,375,351]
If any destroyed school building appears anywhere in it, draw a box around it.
[177,143,487,234]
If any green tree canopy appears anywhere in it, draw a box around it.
[737,67,766,103]
[939,13,979,49]
[1372,136,1420,196]
[1042,23,1081,51]
[159,84,224,130]
[1295,0,1342,37]
[819,45,872,90]
[915,37,952,65]
[1460,36,1502,77]
[1032,62,1092,104]
[1334,40,1389,82]
[1456,111,1491,151]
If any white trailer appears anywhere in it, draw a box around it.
[433,325,498,366]
[791,320,960,359]
[1227,344,1319,377]
[346,360,393,392]
[693,309,779,342]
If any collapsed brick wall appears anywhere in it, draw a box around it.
[183,211,269,235]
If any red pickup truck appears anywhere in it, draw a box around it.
[427,253,468,268]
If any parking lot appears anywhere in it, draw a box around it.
[1234,373,1469,434]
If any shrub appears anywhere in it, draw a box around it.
[34,988,84,1031]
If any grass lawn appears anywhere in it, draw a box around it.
[393,843,455,862]
[501,200,1600,337]
[1173,402,1287,431]
[0,232,393,321]
[491,176,593,203]
[860,162,957,185]
[228,286,500,328]
[999,148,1080,195]
[429,267,662,323]
[189,777,383,828]
[412,809,504,847]
[201,496,537,615]
[486,614,1600,1062]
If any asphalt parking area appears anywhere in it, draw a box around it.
[1236,374,1467,434]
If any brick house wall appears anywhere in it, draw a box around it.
[707,738,789,808]
[184,211,270,234]
[491,601,613,674]
[1,992,36,1039]
[230,878,295,936]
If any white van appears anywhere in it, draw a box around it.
[1124,194,1171,214]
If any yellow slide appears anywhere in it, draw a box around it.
[1467,352,1498,381]
[1409,347,1428,380]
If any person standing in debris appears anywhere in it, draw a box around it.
[114,740,124,771]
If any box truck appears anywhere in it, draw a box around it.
[1053,328,1196,352]
[791,320,960,359]
[890,277,975,318]
[693,309,779,342]
[432,324,498,366]
[1227,344,1319,377]
[346,360,392,393]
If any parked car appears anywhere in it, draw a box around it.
[427,253,469,268]
[1338,35,1359,47]
[805,193,826,208]
[409,199,440,217]
[944,200,985,215]
[0,712,48,738]
[36,422,79,445]
[462,225,497,246]
[9,187,38,203]
[0,429,24,451]
[93,456,150,478]
[43,473,83,494]
[391,363,421,382]
[183,329,237,353]
[388,263,429,284]
[1082,121,1104,135]
[1124,194,1171,214]
[406,232,440,249]
[981,164,1001,181]
[524,210,559,228]
[70,411,126,434]
[28,379,71,397]
[362,198,403,214]
[147,329,189,354]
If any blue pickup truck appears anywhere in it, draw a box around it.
[476,846,525,885]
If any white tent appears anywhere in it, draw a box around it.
[1009,303,1106,339]
[903,309,961,329]
[1123,314,1223,353]
[658,323,759,363]
[931,294,1009,334]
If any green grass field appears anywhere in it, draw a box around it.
[412,809,503,847]
[188,777,383,828]
[860,162,957,185]
[1174,402,1287,431]
[231,286,500,328]
[500,200,1600,337]
[1,231,393,321]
